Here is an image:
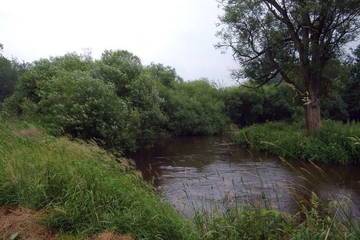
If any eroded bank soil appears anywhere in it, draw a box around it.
[0,206,133,240]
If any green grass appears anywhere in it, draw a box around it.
[1,116,360,239]
[233,120,360,164]
[0,117,195,239]
[187,157,360,240]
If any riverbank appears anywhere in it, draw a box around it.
[0,119,192,239]
[1,118,360,239]
[233,120,360,164]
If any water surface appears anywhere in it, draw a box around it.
[129,135,360,218]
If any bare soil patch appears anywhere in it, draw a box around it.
[95,231,133,240]
[0,205,56,240]
[0,206,133,240]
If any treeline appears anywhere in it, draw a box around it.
[0,50,228,151]
[1,47,359,152]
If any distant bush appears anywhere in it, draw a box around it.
[163,79,229,136]
[221,83,303,128]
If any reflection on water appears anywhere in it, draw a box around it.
[129,135,360,218]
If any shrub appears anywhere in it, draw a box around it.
[36,70,140,151]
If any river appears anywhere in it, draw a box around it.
[129,135,360,219]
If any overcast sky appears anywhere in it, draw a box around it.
[1,0,239,86]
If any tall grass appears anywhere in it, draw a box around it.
[1,116,360,239]
[233,120,360,164]
[0,117,195,239]
[187,157,360,239]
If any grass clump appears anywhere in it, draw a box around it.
[191,195,360,240]
[234,120,360,164]
[0,118,194,239]
[193,207,287,240]
[189,158,360,240]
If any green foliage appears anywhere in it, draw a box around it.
[36,70,140,151]
[3,52,93,115]
[193,207,287,240]
[144,62,183,88]
[234,120,360,164]
[94,49,143,96]
[0,56,17,102]
[0,120,194,239]
[342,45,360,122]
[0,56,29,102]
[216,0,360,131]
[187,153,360,239]
[93,51,167,148]
[221,82,303,127]
[2,50,169,151]
[321,94,349,122]
[1,117,360,239]
[127,74,167,147]
[164,79,229,136]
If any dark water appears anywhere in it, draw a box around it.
[129,135,360,218]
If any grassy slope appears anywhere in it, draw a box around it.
[1,118,360,239]
[0,119,194,239]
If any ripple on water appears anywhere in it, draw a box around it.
[132,135,360,219]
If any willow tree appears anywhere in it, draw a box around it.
[216,0,360,131]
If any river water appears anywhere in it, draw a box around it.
[129,135,360,218]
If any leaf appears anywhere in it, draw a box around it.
[10,232,19,240]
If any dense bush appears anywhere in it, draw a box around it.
[93,51,167,148]
[221,83,303,128]
[163,79,229,136]
[342,45,360,122]
[35,70,140,151]
[145,64,230,136]
[3,52,94,115]
[2,51,168,151]
[0,56,18,102]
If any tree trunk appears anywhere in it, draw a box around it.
[304,92,322,131]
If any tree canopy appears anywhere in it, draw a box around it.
[342,45,360,121]
[216,0,360,131]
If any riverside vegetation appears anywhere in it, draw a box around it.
[0,118,191,239]
[234,120,360,165]
[0,45,360,238]
[1,118,360,239]
[1,46,360,156]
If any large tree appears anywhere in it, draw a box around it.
[216,0,360,131]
